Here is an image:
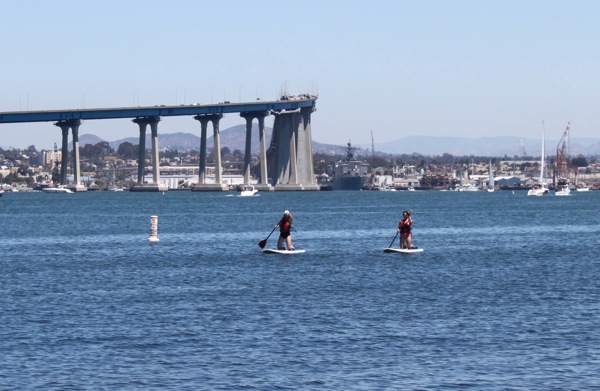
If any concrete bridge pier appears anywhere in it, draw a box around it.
[192,114,228,191]
[54,119,87,192]
[298,106,318,189]
[131,116,167,192]
[240,111,272,191]
[269,108,319,191]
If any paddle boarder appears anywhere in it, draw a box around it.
[398,210,415,249]
[276,210,295,250]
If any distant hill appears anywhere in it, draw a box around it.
[109,132,201,151]
[73,128,600,157]
[77,125,348,156]
[367,135,600,156]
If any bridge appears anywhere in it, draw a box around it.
[0,96,318,191]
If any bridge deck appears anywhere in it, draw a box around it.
[0,97,316,124]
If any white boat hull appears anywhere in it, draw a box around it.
[527,188,545,196]
[43,187,73,193]
[555,178,571,196]
[239,185,258,196]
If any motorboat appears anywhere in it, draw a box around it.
[527,185,546,197]
[43,185,73,193]
[1,185,19,192]
[576,182,590,192]
[239,184,258,196]
[555,178,571,196]
[455,183,479,191]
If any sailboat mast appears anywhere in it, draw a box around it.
[555,122,570,181]
[540,122,545,183]
[371,130,375,156]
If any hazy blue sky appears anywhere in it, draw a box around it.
[2,0,599,150]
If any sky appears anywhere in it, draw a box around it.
[1,0,599,150]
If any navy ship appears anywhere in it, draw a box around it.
[332,141,371,190]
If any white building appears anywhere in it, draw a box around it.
[43,150,62,166]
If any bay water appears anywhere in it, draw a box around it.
[1,190,599,390]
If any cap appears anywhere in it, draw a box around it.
[284,210,290,215]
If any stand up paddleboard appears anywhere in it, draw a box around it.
[383,248,424,254]
[263,248,306,254]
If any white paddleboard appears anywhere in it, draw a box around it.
[383,248,424,254]
[263,248,306,254]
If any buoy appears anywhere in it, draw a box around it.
[148,215,159,242]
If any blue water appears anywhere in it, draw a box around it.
[1,190,599,390]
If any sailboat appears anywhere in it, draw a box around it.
[554,123,572,196]
[455,166,478,191]
[487,161,495,192]
[527,123,550,196]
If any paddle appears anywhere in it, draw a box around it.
[388,231,399,248]
[258,226,278,249]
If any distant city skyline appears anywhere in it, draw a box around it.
[2,1,600,148]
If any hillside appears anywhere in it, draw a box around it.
[74,127,600,157]
[369,135,600,156]
[77,125,348,156]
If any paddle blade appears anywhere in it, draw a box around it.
[259,225,277,248]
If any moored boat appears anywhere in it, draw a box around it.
[455,183,479,191]
[528,123,550,196]
[487,161,495,192]
[555,177,571,196]
[554,123,573,197]
[527,185,546,197]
